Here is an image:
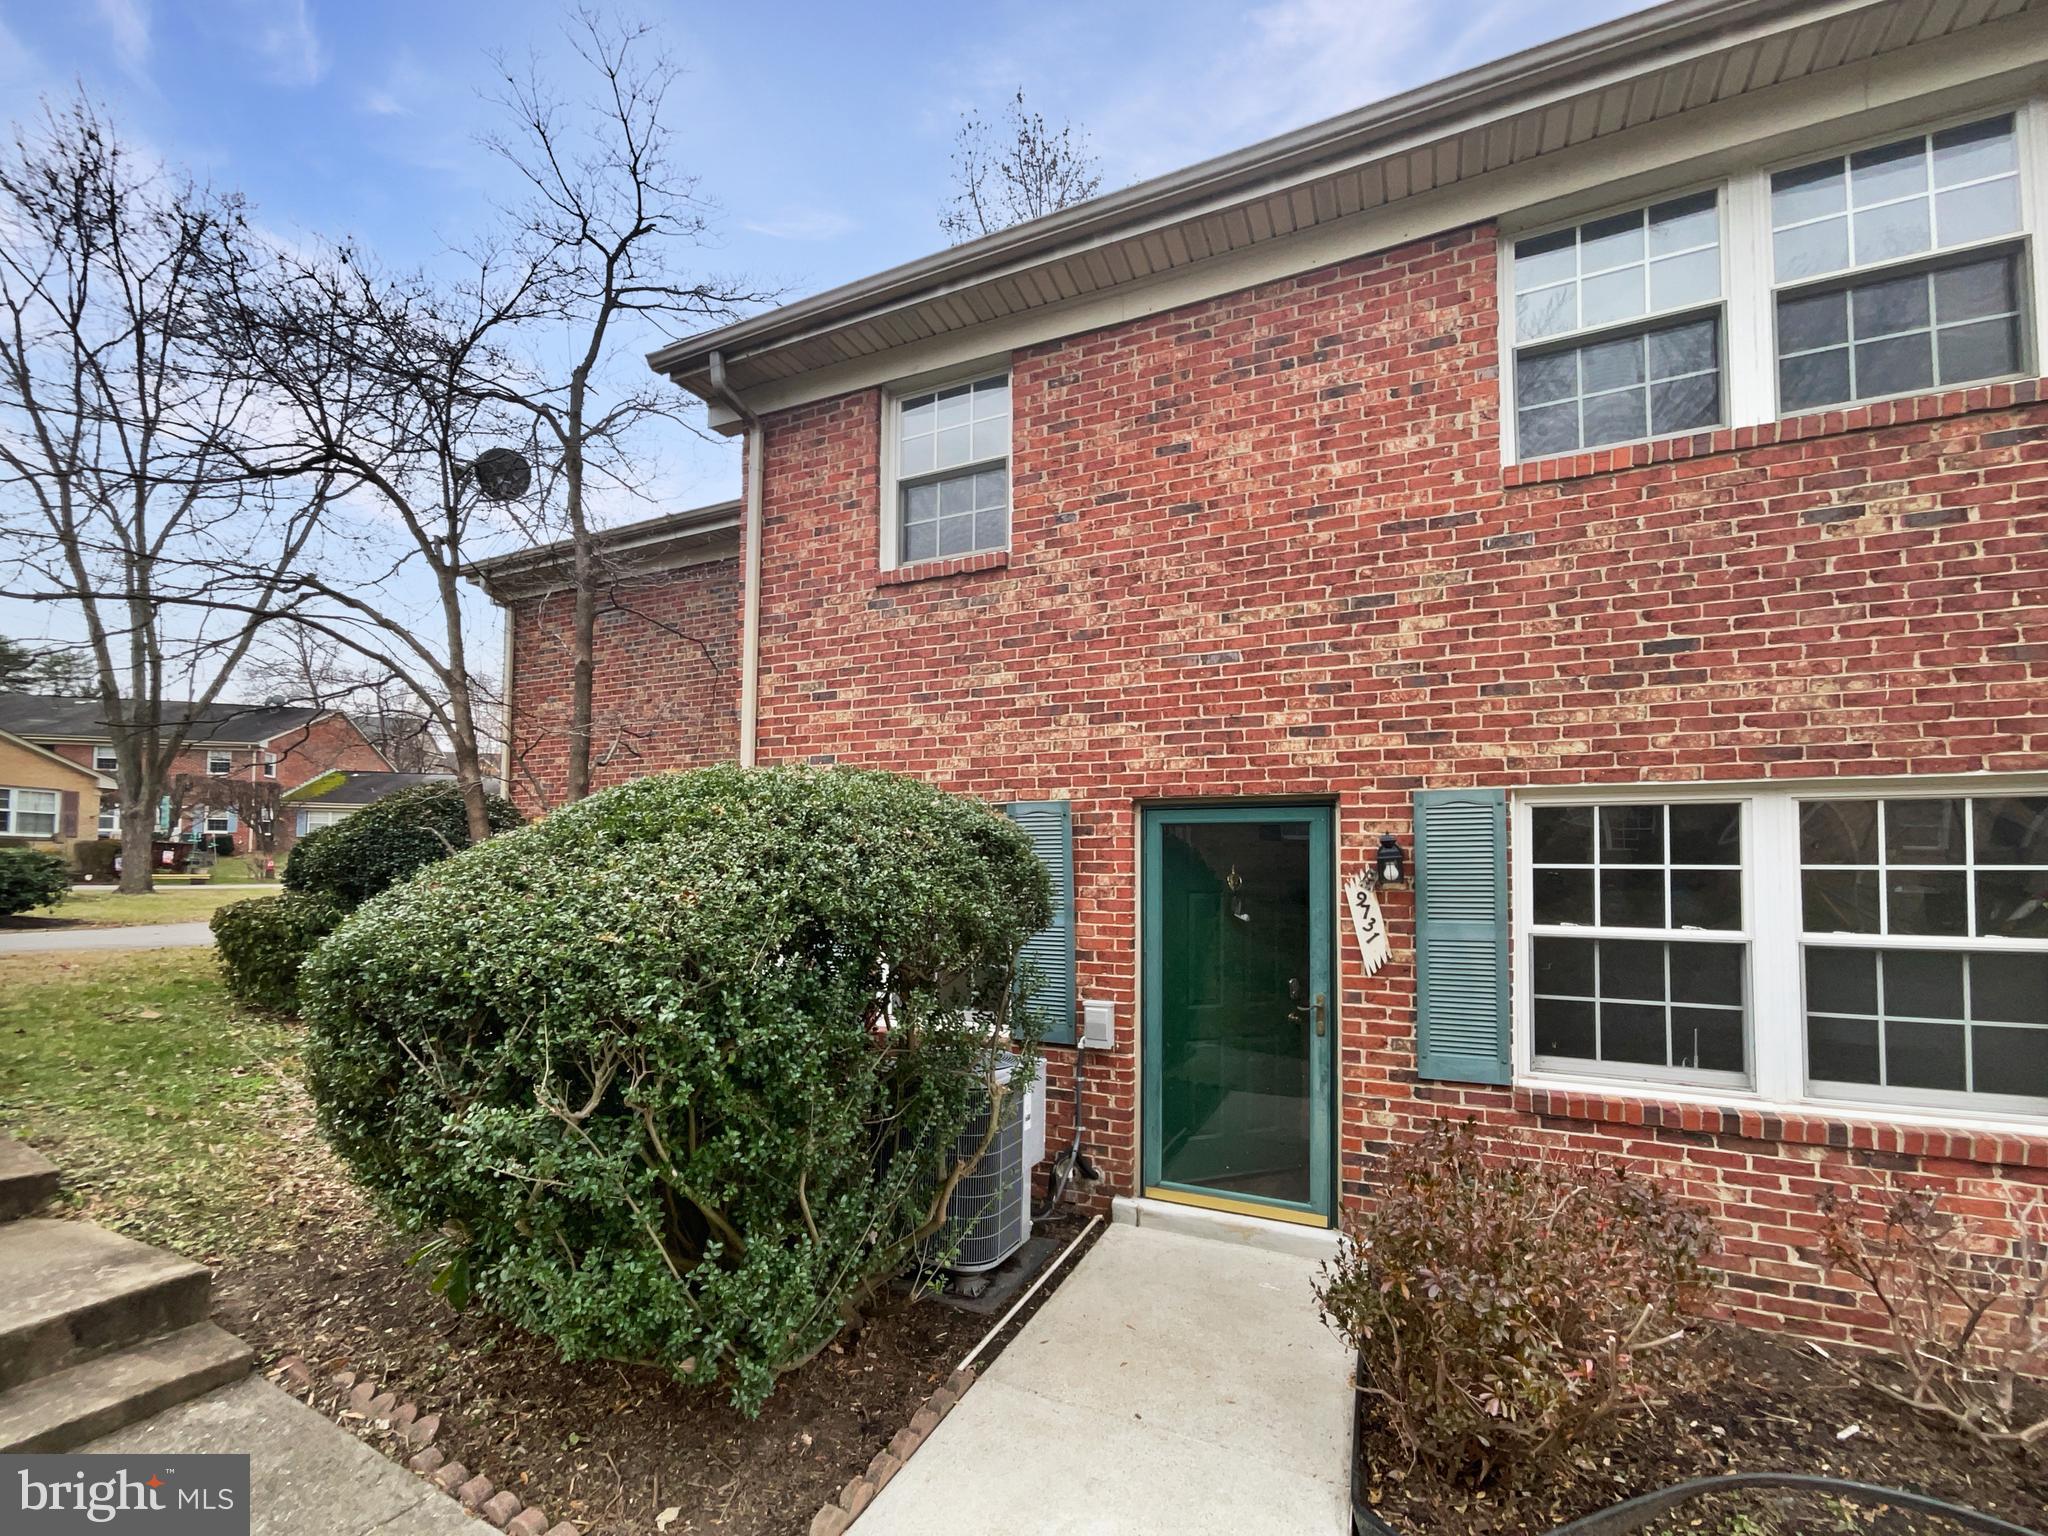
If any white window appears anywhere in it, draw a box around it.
[886,373,1010,566]
[262,753,277,779]
[303,807,351,830]
[97,801,117,837]
[1510,194,1725,457]
[93,746,117,773]
[1515,782,2048,1122]
[1772,116,2027,412]
[206,750,232,775]
[1501,105,2040,463]
[0,787,60,838]
[204,809,232,834]
[1527,801,1749,1088]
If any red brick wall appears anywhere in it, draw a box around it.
[505,557,742,813]
[741,221,2048,1350]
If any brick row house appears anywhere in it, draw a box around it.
[0,694,391,856]
[497,0,2048,1347]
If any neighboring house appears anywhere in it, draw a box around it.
[0,693,391,853]
[0,728,112,859]
[468,503,743,810]
[280,770,467,845]
[500,0,2048,1350]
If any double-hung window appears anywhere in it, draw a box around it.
[93,746,117,773]
[1517,783,2048,1122]
[1800,793,2048,1116]
[1772,115,2028,412]
[1527,800,1749,1086]
[207,750,232,776]
[1509,193,1725,458]
[889,374,1010,565]
[0,787,60,838]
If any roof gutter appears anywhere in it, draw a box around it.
[706,351,763,769]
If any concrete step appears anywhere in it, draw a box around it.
[0,1323,252,1452]
[0,1219,212,1393]
[0,1140,60,1223]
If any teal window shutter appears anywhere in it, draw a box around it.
[1002,800,1076,1046]
[1413,787,1510,1085]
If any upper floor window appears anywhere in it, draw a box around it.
[1772,116,2027,412]
[0,787,59,838]
[207,750,232,775]
[93,746,117,773]
[889,374,1009,565]
[262,753,277,779]
[1510,193,1724,457]
[1501,105,2040,465]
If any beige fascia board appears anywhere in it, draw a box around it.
[699,10,2048,433]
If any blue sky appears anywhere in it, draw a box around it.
[0,0,1637,673]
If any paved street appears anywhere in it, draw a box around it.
[0,922,215,955]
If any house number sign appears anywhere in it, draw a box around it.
[1343,868,1392,977]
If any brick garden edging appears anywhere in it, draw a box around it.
[270,1353,574,1536]
[806,1363,977,1536]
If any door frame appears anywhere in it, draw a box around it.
[1140,803,1336,1227]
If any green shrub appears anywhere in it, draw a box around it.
[72,839,119,883]
[211,893,347,1010]
[1316,1121,1714,1490]
[283,783,520,909]
[301,765,1051,1413]
[0,846,70,916]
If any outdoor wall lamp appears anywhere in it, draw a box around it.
[1374,832,1409,888]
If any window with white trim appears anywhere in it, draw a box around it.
[1501,106,2040,463]
[1800,794,2047,1114]
[888,374,1010,564]
[93,746,117,773]
[1516,784,2048,1120]
[97,800,117,837]
[1528,801,1748,1085]
[1771,116,2026,412]
[204,809,232,835]
[303,807,351,830]
[1510,194,1725,457]
[262,753,277,779]
[206,750,232,775]
[0,787,60,838]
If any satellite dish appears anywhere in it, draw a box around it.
[471,447,532,503]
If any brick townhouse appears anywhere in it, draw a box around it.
[0,694,391,854]
[499,0,2048,1346]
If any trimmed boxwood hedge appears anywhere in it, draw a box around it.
[283,782,521,910]
[0,846,70,917]
[210,892,347,1011]
[300,765,1052,1413]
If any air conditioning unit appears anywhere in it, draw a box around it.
[938,1054,1040,1274]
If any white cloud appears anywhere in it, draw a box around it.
[93,0,151,78]
[742,208,857,242]
[359,48,436,118]
[242,0,325,87]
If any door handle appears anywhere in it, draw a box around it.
[1313,993,1327,1038]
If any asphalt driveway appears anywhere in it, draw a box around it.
[0,922,215,954]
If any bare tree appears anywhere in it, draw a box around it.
[477,11,764,802]
[248,629,448,773]
[0,96,329,891]
[213,245,537,843]
[939,89,1103,243]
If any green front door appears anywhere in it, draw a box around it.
[1142,806,1334,1225]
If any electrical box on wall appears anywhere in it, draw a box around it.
[1081,997,1115,1051]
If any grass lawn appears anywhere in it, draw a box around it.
[0,949,337,1260]
[209,855,280,884]
[9,884,272,929]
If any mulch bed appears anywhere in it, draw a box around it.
[212,1211,1090,1536]
[1354,1326,2048,1535]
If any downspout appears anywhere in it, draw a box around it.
[706,350,762,769]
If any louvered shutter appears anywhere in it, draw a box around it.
[59,791,79,840]
[1002,800,1076,1046]
[1414,787,1510,1084]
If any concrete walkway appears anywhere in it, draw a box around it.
[858,1219,1353,1536]
[0,921,214,954]
[87,1376,486,1536]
